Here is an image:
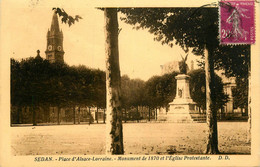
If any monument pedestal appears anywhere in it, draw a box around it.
[168,99,196,123]
[167,74,196,123]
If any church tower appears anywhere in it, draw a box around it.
[45,12,64,63]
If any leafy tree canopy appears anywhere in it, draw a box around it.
[119,8,250,78]
[189,69,228,110]
[11,57,106,109]
[52,8,82,26]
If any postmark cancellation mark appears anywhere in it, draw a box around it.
[219,0,255,44]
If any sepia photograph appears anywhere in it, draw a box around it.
[0,0,259,166]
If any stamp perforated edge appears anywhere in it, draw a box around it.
[218,0,256,45]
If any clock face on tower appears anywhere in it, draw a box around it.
[48,45,52,51]
[57,46,62,51]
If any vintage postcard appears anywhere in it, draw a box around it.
[0,0,259,166]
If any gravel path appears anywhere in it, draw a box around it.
[11,122,250,155]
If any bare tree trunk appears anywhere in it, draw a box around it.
[148,106,151,121]
[21,106,24,123]
[73,106,76,124]
[103,109,106,123]
[104,8,124,155]
[155,107,157,121]
[52,107,55,123]
[141,106,144,120]
[43,105,49,123]
[247,61,251,143]
[64,108,68,122]
[88,107,91,125]
[148,109,150,120]
[96,107,99,123]
[78,107,81,124]
[136,106,139,123]
[47,106,51,123]
[57,106,60,125]
[32,106,37,126]
[204,46,219,154]
[31,96,37,126]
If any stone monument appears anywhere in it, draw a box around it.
[168,54,196,123]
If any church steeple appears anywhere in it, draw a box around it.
[45,11,64,63]
[50,12,60,32]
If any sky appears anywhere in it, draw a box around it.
[3,0,201,81]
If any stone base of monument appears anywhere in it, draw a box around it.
[168,99,196,123]
[166,73,207,123]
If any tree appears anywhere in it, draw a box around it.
[144,76,163,109]
[119,7,249,154]
[11,51,63,125]
[121,75,132,112]
[247,67,251,143]
[215,45,250,141]
[120,8,221,153]
[104,8,124,154]
[11,58,22,124]
[142,72,177,121]
[144,72,178,110]
[92,69,106,123]
[189,69,228,112]
[232,77,248,113]
[53,8,125,154]
[47,61,70,125]
[121,75,146,121]
[158,72,178,108]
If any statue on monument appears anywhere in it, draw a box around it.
[178,88,183,98]
[167,54,200,123]
[178,54,188,74]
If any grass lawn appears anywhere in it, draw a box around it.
[11,122,250,155]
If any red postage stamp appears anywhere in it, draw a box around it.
[219,0,255,44]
